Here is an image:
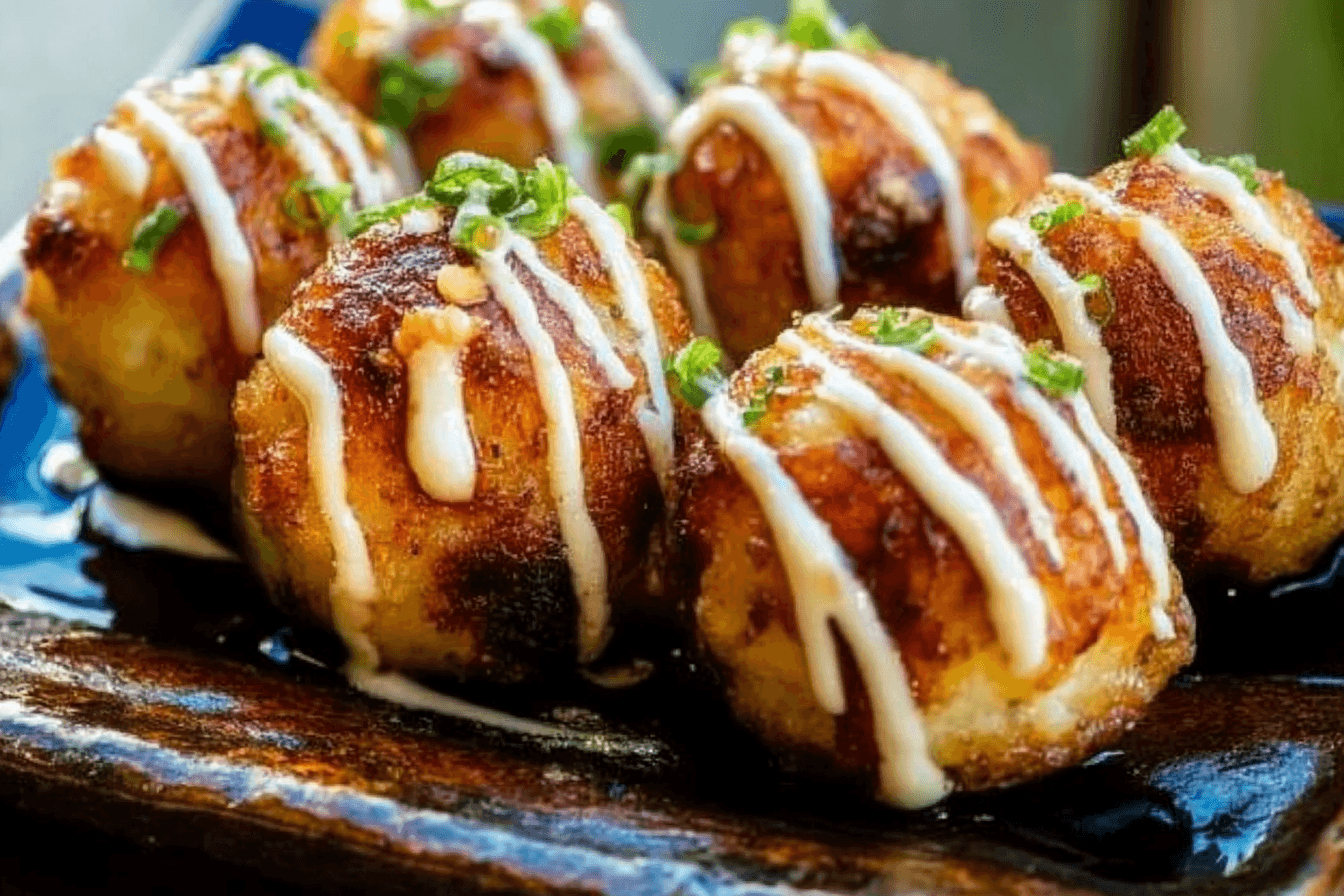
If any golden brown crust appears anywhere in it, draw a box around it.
[980,157,1344,580]
[21,65,403,498]
[666,51,1049,361]
[309,0,647,190]
[234,208,690,681]
[0,322,16,396]
[669,310,1193,796]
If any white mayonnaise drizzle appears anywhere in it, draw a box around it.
[288,83,391,208]
[507,236,635,389]
[930,326,1129,573]
[93,125,151,201]
[1048,172,1278,495]
[477,232,611,661]
[1274,292,1316,355]
[404,336,478,503]
[700,389,949,809]
[651,84,839,325]
[1158,145,1320,308]
[961,284,1013,330]
[986,216,1117,434]
[568,194,675,487]
[778,330,1049,676]
[793,51,974,293]
[122,89,261,356]
[809,319,1063,567]
[461,1,598,194]
[263,325,581,738]
[582,1,678,128]
[643,178,717,339]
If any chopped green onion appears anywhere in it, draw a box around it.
[249,61,318,91]
[839,23,883,53]
[530,6,583,53]
[605,202,634,236]
[687,61,724,95]
[743,366,785,426]
[259,119,288,147]
[345,195,439,237]
[377,55,460,131]
[595,122,661,174]
[783,0,837,50]
[427,152,522,211]
[1207,152,1260,194]
[1029,200,1085,234]
[1076,273,1114,327]
[619,151,679,202]
[1122,105,1187,158]
[403,0,441,14]
[674,214,717,244]
[665,338,727,409]
[724,16,778,42]
[511,158,577,238]
[123,201,184,273]
[1024,344,1085,396]
[872,310,936,352]
[283,179,353,229]
[338,30,358,50]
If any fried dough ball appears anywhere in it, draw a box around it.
[22,48,414,498]
[643,5,1048,360]
[967,111,1344,581]
[668,309,1193,807]
[308,0,677,195]
[234,156,690,682]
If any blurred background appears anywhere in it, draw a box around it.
[1,0,1341,228]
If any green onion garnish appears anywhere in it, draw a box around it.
[123,201,184,273]
[1029,200,1085,234]
[377,55,460,131]
[259,119,288,147]
[725,16,778,42]
[595,122,662,174]
[783,0,838,50]
[872,310,936,352]
[283,179,353,229]
[249,61,318,91]
[1076,273,1114,327]
[530,6,583,53]
[403,0,442,14]
[338,30,358,50]
[1205,152,1261,194]
[1122,105,1187,158]
[605,202,634,236]
[665,338,727,409]
[1024,345,1085,396]
[839,23,883,53]
[743,366,785,426]
[687,61,724,95]
[345,195,439,237]
[673,214,717,245]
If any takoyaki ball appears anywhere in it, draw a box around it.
[22,47,413,498]
[643,2,1048,360]
[967,107,1344,582]
[668,309,1193,808]
[308,0,677,196]
[234,155,690,683]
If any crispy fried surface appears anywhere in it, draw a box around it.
[234,209,690,681]
[310,0,647,190]
[0,323,15,396]
[666,51,1049,360]
[981,157,1344,581]
[22,68,403,497]
[669,311,1193,795]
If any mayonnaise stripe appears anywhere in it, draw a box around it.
[778,331,1049,677]
[657,85,839,317]
[569,195,675,487]
[480,234,610,661]
[796,51,974,293]
[93,126,151,201]
[986,216,1117,434]
[810,318,1063,568]
[509,237,636,389]
[123,90,261,356]
[262,327,379,669]
[1048,172,1278,495]
[701,390,949,809]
